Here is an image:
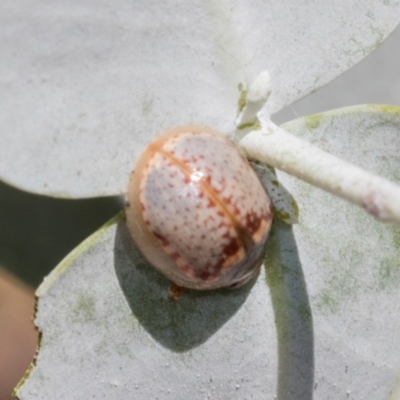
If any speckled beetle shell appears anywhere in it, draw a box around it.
[126,125,273,290]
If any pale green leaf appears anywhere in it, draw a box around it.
[17,213,282,399]
[1,1,399,196]
[15,105,400,398]
[278,105,400,398]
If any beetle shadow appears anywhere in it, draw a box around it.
[113,218,256,352]
[264,220,314,400]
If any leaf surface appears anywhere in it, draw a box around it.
[1,1,399,196]
[16,105,400,399]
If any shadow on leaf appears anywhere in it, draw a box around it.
[114,218,255,352]
[265,220,314,400]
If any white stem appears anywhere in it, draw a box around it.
[238,119,400,225]
[236,71,271,127]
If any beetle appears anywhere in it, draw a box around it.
[126,125,273,290]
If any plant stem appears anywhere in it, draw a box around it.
[238,119,400,225]
[235,71,400,226]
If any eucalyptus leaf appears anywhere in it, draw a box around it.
[1,1,399,197]
[15,106,400,399]
[279,105,400,399]
[16,213,282,399]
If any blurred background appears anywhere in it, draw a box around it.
[0,190,122,400]
[0,21,399,400]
